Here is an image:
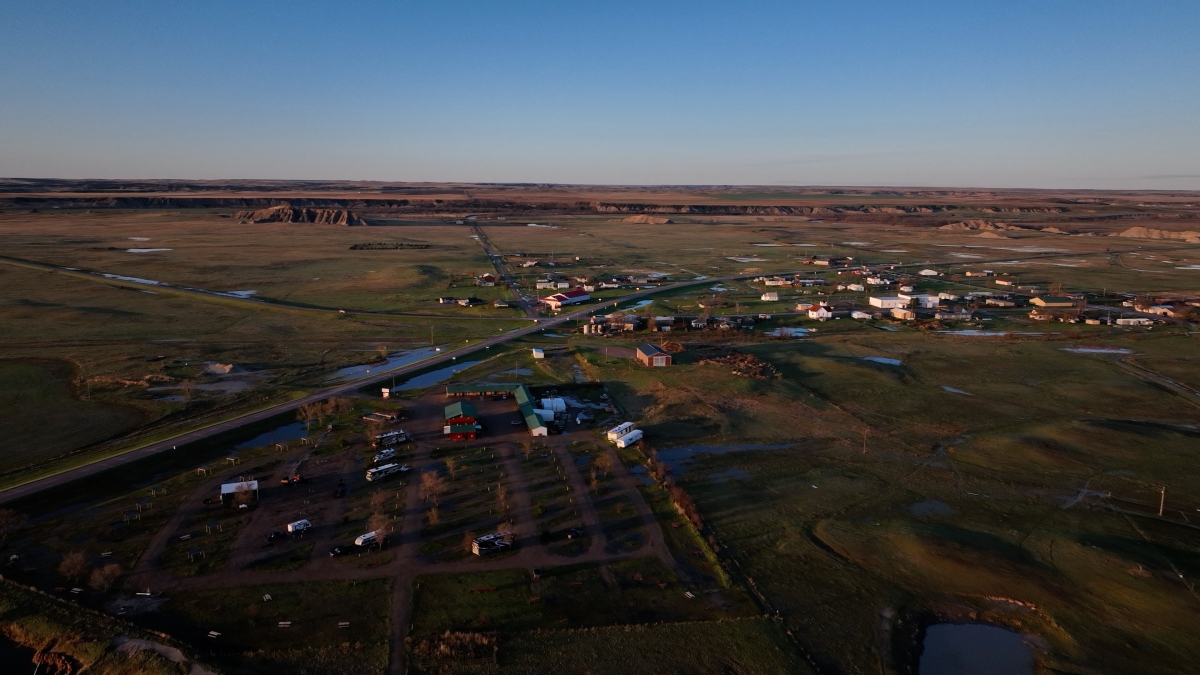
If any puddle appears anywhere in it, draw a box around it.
[324,347,441,382]
[1062,347,1132,354]
[766,327,811,337]
[791,243,818,247]
[625,300,654,309]
[751,243,785,247]
[491,368,533,377]
[629,465,656,486]
[128,237,151,241]
[941,386,972,395]
[880,249,909,253]
[655,443,794,473]
[919,623,1033,675]
[220,290,258,298]
[909,500,955,516]
[127,248,172,253]
[841,241,870,246]
[1176,265,1200,270]
[0,634,35,671]
[862,357,902,366]
[394,360,483,390]
[101,273,163,286]
[235,422,310,450]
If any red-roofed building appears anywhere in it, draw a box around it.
[541,289,591,311]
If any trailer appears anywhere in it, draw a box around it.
[366,463,408,482]
[373,448,396,464]
[614,429,643,448]
[373,430,409,447]
[606,422,635,442]
[287,519,312,534]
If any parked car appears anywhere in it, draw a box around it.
[329,546,352,557]
[265,531,286,543]
[565,528,584,540]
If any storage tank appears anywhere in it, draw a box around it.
[540,398,566,413]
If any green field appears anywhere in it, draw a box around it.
[0,360,145,475]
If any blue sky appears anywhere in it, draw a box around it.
[1,1,1198,188]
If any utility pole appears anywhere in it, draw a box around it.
[1159,486,1166,517]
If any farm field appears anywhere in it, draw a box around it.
[1,183,1199,675]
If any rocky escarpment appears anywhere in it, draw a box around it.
[234,202,367,226]
[1115,226,1200,243]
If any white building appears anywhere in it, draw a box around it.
[938,292,960,301]
[809,306,839,320]
[760,292,780,302]
[851,310,873,320]
[900,293,940,309]
[918,269,940,277]
[869,296,908,309]
[846,283,865,292]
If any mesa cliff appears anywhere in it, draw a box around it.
[234,202,367,226]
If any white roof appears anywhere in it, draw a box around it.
[220,480,258,494]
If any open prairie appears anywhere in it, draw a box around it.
[2,181,1199,675]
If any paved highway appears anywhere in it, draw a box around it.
[0,274,736,504]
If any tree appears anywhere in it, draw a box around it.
[495,483,509,511]
[369,489,388,513]
[589,466,599,491]
[594,452,613,477]
[232,482,255,508]
[367,512,389,537]
[461,530,476,553]
[0,509,28,547]
[364,418,383,445]
[520,443,534,460]
[497,521,515,542]
[88,564,122,592]
[297,403,320,431]
[377,344,389,360]
[420,471,446,505]
[425,506,440,526]
[58,550,88,582]
[444,457,458,479]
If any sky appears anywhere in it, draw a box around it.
[1,1,1198,189]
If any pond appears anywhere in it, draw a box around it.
[234,421,310,451]
[919,623,1033,675]
[324,347,442,383]
[394,361,483,391]
[0,634,35,673]
[655,443,795,473]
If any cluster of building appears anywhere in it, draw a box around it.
[445,383,552,437]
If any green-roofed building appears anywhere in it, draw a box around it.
[446,382,548,437]
[444,401,478,422]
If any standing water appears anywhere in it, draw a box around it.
[919,624,1034,675]
[324,347,442,383]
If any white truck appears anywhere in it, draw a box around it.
[606,422,635,442]
[287,519,312,534]
[365,463,409,482]
[614,429,643,448]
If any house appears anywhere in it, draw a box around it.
[809,305,846,320]
[846,283,865,292]
[900,293,940,309]
[794,278,825,287]
[795,301,814,312]
[985,298,1016,307]
[851,310,873,320]
[995,278,1014,287]
[531,348,544,359]
[1030,296,1076,308]
[891,307,916,320]
[476,274,497,287]
[1117,317,1154,326]
[541,289,590,311]
[966,270,994,277]
[938,292,960,301]
[636,344,672,367]
[918,269,940,277]
[556,282,570,289]
[652,316,675,332]
[691,318,709,329]
[764,277,791,287]
[899,285,914,293]
[760,292,780,302]
[866,276,894,286]
[535,280,556,290]
[869,296,909,309]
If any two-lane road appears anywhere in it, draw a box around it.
[0,274,737,504]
